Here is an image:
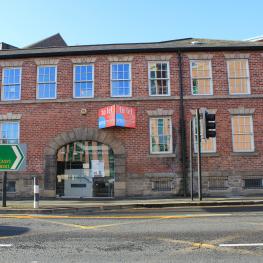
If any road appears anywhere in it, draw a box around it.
[0,205,263,263]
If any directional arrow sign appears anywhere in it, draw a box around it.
[0,145,24,171]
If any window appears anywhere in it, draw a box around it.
[37,66,56,99]
[0,122,19,144]
[231,115,254,152]
[190,60,213,95]
[193,117,216,153]
[7,181,16,192]
[74,65,94,98]
[149,62,170,96]
[111,63,131,97]
[2,68,21,100]
[227,59,250,95]
[150,117,172,154]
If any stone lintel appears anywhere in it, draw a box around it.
[224,53,250,59]
[108,56,134,62]
[0,60,23,67]
[190,109,217,115]
[228,107,255,115]
[71,57,96,64]
[147,108,174,116]
[0,112,22,120]
[145,55,172,61]
[186,53,213,60]
[34,58,59,65]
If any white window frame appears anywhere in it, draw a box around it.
[190,60,213,95]
[36,65,57,100]
[231,115,255,153]
[150,117,173,154]
[0,121,20,144]
[227,59,251,95]
[148,61,170,96]
[192,116,216,153]
[1,67,22,101]
[110,62,132,97]
[73,64,94,98]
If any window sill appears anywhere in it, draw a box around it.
[194,153,220,157]
[231,152,259,156]
[148,153,176,158]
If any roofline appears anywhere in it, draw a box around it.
[245,35,263,42]
[0,45,263,59]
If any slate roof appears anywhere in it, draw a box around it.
[0,42,18,50]
[25,33,67,48]
[1,35,263,59]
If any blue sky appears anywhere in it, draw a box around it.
[1,0,263,47]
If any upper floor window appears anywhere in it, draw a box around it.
[227,59,250,95]
[37,66,56,99]
[190,60,213,95]
[111,63,131,97]
[231,115,254,152]
[150,117,172,154]
[0,121,19,144]
[74,65,94,98]
[2,68,21,101]
[193,117,216,153]
[149,62,170,96]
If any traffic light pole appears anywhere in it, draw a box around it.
[196,109,202,201]
[189,119,193,201]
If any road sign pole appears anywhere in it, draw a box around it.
[33,176,39,209]
[196,109,202,201]
[2,172,7,207]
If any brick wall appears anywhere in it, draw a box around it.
[0,51,262,197]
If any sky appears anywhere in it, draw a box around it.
[1,0,263,47]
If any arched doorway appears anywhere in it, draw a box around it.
[44,128,127,198]
[56,141,115,197]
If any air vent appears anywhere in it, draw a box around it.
[191,41,205,45]
[152,179,174,192]
[208,177,228,190]
[244,178,263,189]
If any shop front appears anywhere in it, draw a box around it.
[56,141,115,198]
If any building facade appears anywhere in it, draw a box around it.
[1,34,263,198]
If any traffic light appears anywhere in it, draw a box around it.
[205,112,216,138]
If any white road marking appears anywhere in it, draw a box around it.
[219,243,263,247]
[0,244,13,247]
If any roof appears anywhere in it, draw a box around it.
[245,35,263,42]
[1,36,263,59]
[24,33,67,48]
[0,42,18,50]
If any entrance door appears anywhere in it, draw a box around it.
[56,141,115,198]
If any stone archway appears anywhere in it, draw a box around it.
[44,128,127,197]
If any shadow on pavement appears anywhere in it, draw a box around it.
[0,226,29,237]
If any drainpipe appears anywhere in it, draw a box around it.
[178,51,187,197]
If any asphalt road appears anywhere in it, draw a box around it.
[1,205,263,263]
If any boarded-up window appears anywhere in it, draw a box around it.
[190,60,212,95]
[231,115,254,152]
[227,59,250,95]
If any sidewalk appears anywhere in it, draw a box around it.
[0,196,263,214]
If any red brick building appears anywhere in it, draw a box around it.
[1,34,263,198]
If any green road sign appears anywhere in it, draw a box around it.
[0,144,24,171]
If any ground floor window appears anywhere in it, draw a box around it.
[56,141,115,198]
[150,117,172,154]
[0,121,19,144]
